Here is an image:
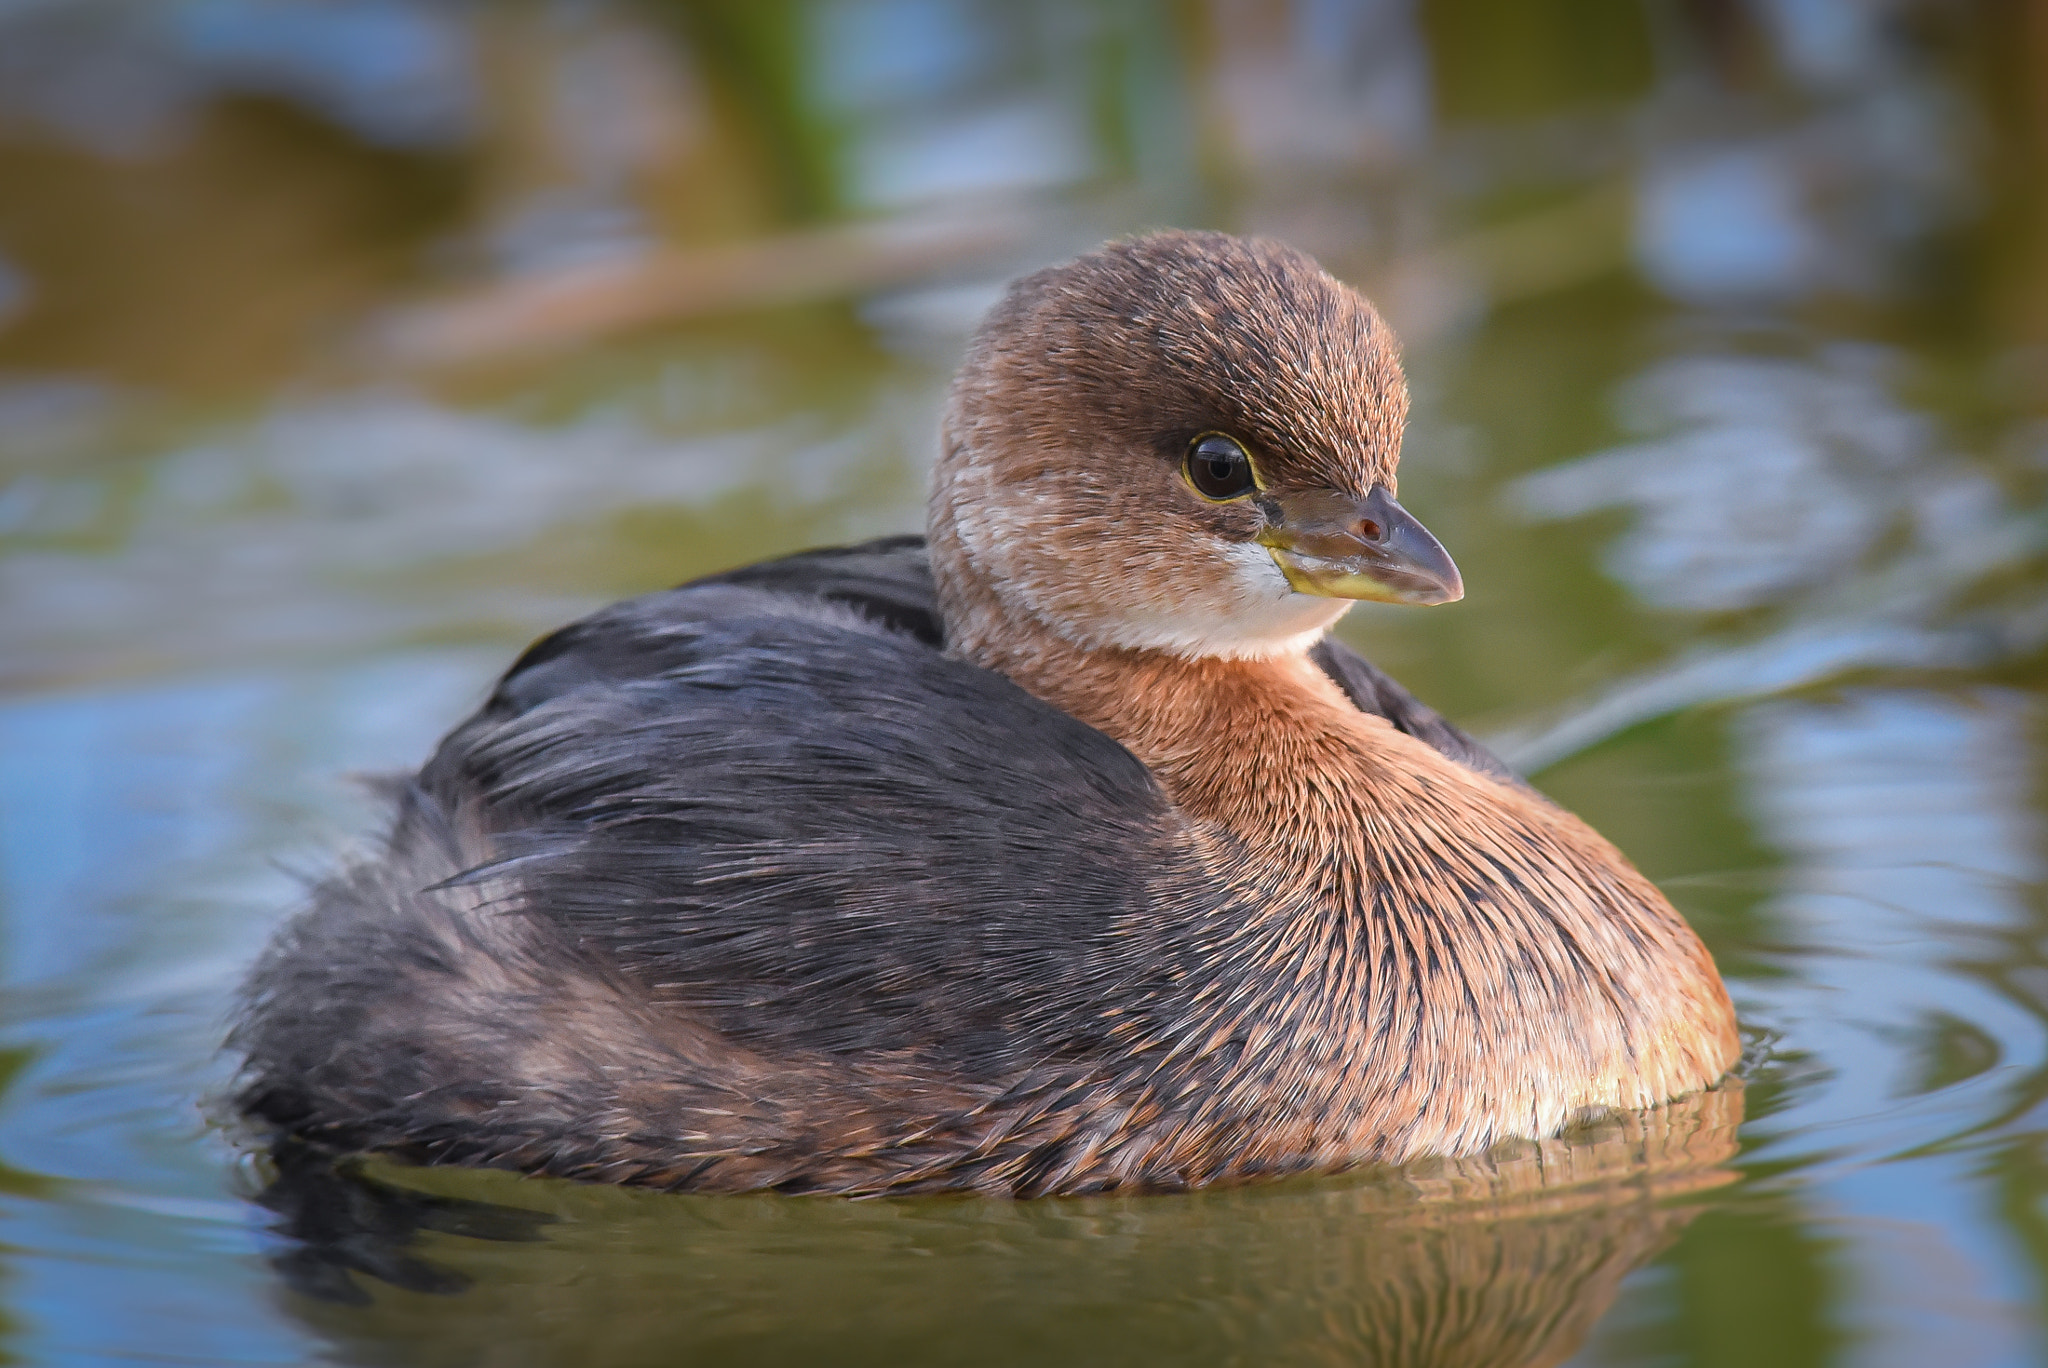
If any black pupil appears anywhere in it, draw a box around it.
[1190,439,1252,498]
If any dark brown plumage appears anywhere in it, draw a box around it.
[233,231,1739,1197]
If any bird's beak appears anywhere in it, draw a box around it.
[1254,486,1464,605]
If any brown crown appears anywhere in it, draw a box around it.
[950,230,1407,498]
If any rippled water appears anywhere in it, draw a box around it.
[1,2,2045,1364]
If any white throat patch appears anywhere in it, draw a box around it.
[1083,541,1353,660]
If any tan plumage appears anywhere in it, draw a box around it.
[926,231,1737,1168]
[961,640,1733,1167]
[233,230,1738,1197]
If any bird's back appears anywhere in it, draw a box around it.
[234,538,1528,1193]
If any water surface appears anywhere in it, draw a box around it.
[1,2,2044,1364]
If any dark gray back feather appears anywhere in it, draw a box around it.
[235,536,1526,1190]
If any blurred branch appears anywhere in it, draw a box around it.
[373,185,1637,370]
[368,206,1041,367]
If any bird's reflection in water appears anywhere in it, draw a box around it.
[254,1082,1742,1368]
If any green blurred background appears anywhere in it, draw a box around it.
[0,1,2045,1364]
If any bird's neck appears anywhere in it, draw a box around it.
[933,536,1742,1160]
[936,555,1389,853]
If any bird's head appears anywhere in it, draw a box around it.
[932,230,1460,662]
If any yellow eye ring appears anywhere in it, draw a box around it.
[1183,433,1260,501]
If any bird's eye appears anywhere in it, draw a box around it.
[1184,434,1258,501]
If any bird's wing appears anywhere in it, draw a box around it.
[421,536,1527,1066]
[419,575,1187,1075]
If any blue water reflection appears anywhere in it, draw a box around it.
[0,656,497,1363]
[1733,690,2043,1362]
[0,0,2043,1363]
[1638,150,1821,302]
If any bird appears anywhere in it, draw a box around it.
[233,230,1739,1198]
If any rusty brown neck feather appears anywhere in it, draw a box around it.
[936,527,1395,854]
[932,520,1741,1165]
[984,630,1366,841]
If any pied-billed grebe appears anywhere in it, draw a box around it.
[235,231,1739,1196]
